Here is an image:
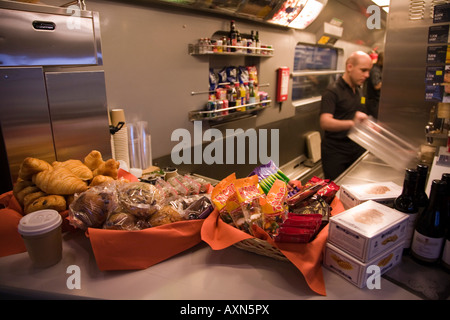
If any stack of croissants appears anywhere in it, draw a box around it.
[13,150,120,215]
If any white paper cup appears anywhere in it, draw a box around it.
[18,210,63,268]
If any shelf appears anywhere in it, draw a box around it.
[189,100,271,122]
[188,44,274,57]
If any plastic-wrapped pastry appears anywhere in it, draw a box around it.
[68,183,119,230]
[103,212,151,230]
[148,205,183,227]
[118,182,164,219]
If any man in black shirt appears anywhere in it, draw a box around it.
[320,51,372,180]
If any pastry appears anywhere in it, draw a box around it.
[52,159,93,181]
[83,150,104,171]
[15,185,40,207]
[68,184,119,230]
[93,158,120,179]
[18,157,53,181]
[25,194,66,214]
[103,212,137,230]
[90,175,115,187]
[23,191,47,211]
[149,205,183,227]
[119,182,164,219]
[33,167,88,195]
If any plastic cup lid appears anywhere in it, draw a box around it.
[18,209,62,236]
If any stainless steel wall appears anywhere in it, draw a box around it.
[378,0,435,145]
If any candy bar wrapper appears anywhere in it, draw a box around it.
[286,177,328,206]
[274,227,316,243]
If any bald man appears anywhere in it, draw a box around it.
[319,51,372,180]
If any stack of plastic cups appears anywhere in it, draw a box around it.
[128,121,152,178]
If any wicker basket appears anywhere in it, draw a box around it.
[233,238,289,262]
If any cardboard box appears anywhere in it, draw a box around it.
[323,242,403,288]
[328,200,408,262]
[340,181,402,209]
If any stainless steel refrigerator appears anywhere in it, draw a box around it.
[379,0,450,148]
[0,1,112,193]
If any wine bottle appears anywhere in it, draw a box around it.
[394,168,419,253]
[415,164,429,215]
[229,20,237,52]
[411,179,447,264]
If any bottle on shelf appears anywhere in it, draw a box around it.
[394,168,419,254]
[411,179,448,264]
[229,20,238,52]
[248,30,254,54]
[416,164,429,216]
[227,82,237,112]
[248,80,257,108]
[236,30,242,53]
[238,82,247,111]
[255,30,260,54]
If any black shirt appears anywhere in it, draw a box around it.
[320,76,366,142]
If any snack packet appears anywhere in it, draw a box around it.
[234,175,265,233]
[167,175,190,196]
[316,181,340,204]
[155,178,179,198]
[286,176,328,206]
[260,179,288,237]
[248,160,294,195]
[211,173,237,226]
[274,227,317,243]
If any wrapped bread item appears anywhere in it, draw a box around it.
[69,182,120,230]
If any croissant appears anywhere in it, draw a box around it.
[33,167,88,195]
[93,159,120,179]
[53,159,93,181]
[84,150,104,171]
[18,157,53,180]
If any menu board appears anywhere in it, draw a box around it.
[425,3,450,102]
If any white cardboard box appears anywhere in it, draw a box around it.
[340,181,403,209]
[323,242,403,288]
[328,200,408,262]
